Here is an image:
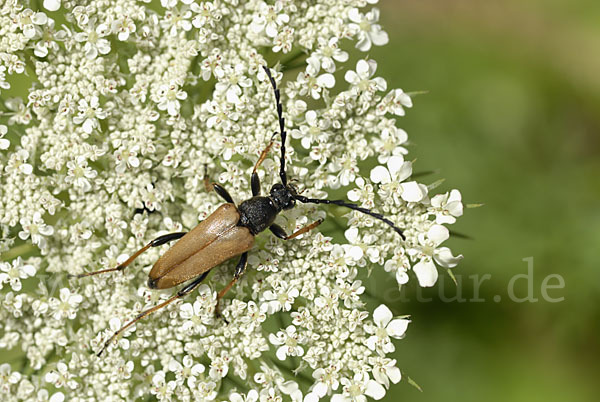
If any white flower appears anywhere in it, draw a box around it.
[74,22,111,59]
[373,124,408,164]
[6,149,33,175]
[0,124,8,150]
[160,0,177,8]
[33,18,66,57]
[112,16,136,41]
[370,155,412,185]
[297,60,335,100]
[162,7,193,36]
[0,257,36,292]
[1,54,25,75]
[197,380,218,400]
[347,181,375,218]
[209,355,230,380]
[179,285,215,335]
[269,325,304,361]
[200,50,225,81]
[307,365,341,399]
[348,7,389,51]
[384,249,410,286]
[273,26,295,53]
[205,100,239,130]
[3,292,25,318]
[370,155,428,204]
[291,110,330,150]
[0,66,9,91]
[430,189,464,224]
[168,356,205,388]
[411,224,464,287]
[332,372,386,401]
[5,98,32,125]
[312,37,349,73]
[19,212,54,249]
[344,227,381,264]
[113,142,140,173]
[153,81,188,116]
[365,305,410,354]
[32,389,65,402]
[369,356,401,389]
[190,1,222,29]
[73,96,107,134]
[150,371,176,400]
[326,244,362,277]
[251,1,289,38]
[377,89,413,116]
[399,181,429,203]
[43,0,61,12]
[44,362,77,390]
[215,64,252,105]
[345,59,386,94]
[16,9,48,39]
[262,284,299,313]
[49,288,83,321]
[100,318,131,353]
[65,156,98,192]
[1,363,21,393]
[230,390,259,402]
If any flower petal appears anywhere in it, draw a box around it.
[356,59,370,76]
[373,304,392,327]
[370,165,391,184]
[387,318,410,338]
[428,224,449,246]
[413,259,438,287]
[365,379,386,400]
[387,366,401,384]
[317,73,335,88]
[400,181,427,202]
[434,247,463,268]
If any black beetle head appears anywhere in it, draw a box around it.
[270,183,296,211]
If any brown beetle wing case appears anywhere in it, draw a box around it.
[149,203,255,289]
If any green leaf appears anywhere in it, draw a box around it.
[406,374,423,392]
[447,268,458,286]
[405,90,429,97]
[427,178,445,191]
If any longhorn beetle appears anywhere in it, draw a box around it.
[74,66,405,357]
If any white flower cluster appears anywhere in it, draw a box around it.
[0,0,464,401]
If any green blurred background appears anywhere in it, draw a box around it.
[367,0,600,401]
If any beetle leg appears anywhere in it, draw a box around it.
[215,252,248,322]
[97,270,210,357]
[251,132,277,196]
[212,183,235,204]
[269,219,323,240]
[204,165,235,204]
[70,232,187,278]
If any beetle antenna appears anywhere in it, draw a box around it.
[293,194,406,240]
[262,66,288,186]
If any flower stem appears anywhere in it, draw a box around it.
[1,243,37,261]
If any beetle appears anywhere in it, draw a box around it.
[74,66,405,356]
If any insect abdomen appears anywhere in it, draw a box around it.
[149,225,254,289]
[149,203,250,288]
